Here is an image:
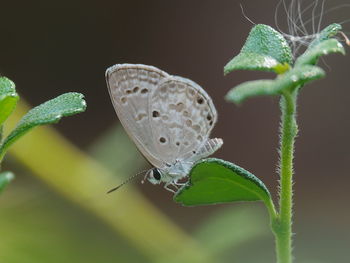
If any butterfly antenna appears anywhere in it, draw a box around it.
[107,170,148,194]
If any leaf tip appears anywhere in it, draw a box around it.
[225,91,242,105]
[5,172,15,181]
[0,171,15,193]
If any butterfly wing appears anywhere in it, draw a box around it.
[148,76,218,165]
[106,64,170,167]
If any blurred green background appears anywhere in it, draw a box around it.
[0,0,349,262]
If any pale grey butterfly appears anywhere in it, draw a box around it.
[105,64,223,193]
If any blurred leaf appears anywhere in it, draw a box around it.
[0,171,14,194]
[308,23,342,49]
[224,24,292,74]
[194,206,268,256]
[0,178,147,263]
[0,77,19,127]
[174,158,271,206]
[226,65,325,104]
[5,100,213,263]
[89,125,146,176]
[0,92,86,159]
[295,39,345,66]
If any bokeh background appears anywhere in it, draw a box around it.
[0,0,349,262]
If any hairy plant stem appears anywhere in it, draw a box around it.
[272,90,298,263]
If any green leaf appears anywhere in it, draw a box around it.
[295,39,345,66]
[226,65,325,104]
[224,24,292,74]
[0,77,19,127]
[89,125,147,176]
[0,92,86,159]
[308,23,342,49]
[225,53,285,73]
[174,158,271,206]
[0,171,14,194]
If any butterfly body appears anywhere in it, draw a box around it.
[106,64,222,192]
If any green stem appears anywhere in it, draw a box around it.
[273,90,298,263]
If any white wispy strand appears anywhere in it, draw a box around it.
[275,0,350,59]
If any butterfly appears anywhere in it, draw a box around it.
[105,64,223,192]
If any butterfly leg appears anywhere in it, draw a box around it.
[174,182,187,186]
[141,170,149,184]
[164,182,178,193]
[173,178,187,186]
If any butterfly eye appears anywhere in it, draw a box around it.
[152,168,161,181]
